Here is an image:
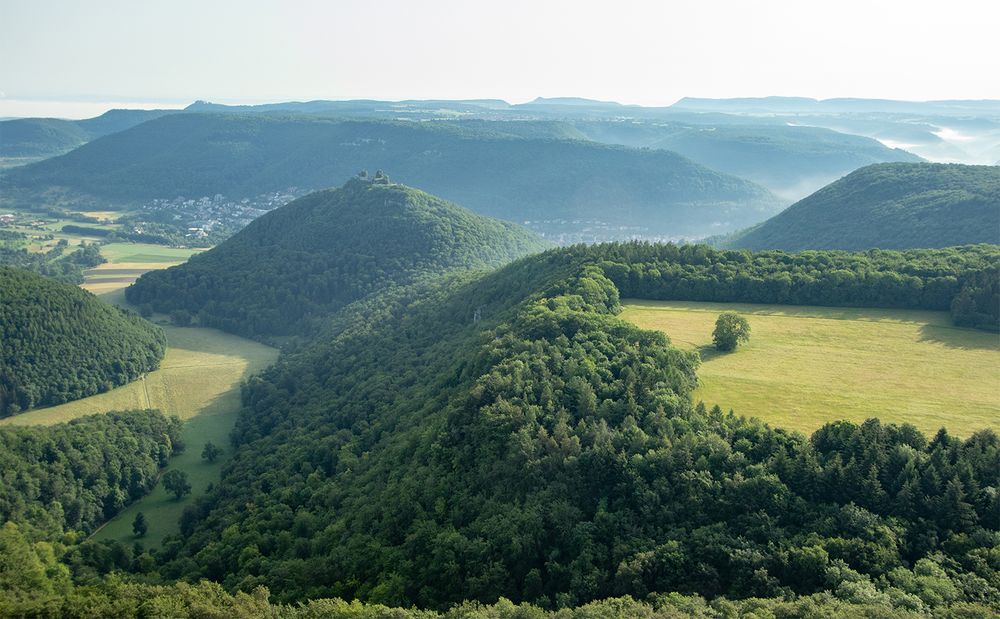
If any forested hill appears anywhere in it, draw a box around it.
[126,178,550,337]
[0,109,174,160]
[725,163,1000,250]
[571,121,921,200]
[0,266,166,416]
[2,113,784,237]
[159,243,999,611]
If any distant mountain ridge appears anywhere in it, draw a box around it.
[672,96,1000,115]
[724,162,1000,250]
[4,113,784,239]
[0,109,174,159]
[570,121,921,199]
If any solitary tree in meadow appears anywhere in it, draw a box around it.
[162,469,191,500]
[132,512,148,537]
[202,441,222,463]
[713,311,751,351]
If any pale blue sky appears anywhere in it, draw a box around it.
[2,0,998,118]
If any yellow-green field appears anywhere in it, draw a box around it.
[621,300,1000,437]
[1,243,278,545]
[81,242,200,299]
[0,325,278,428]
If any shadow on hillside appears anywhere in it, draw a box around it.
[918,323,1000,351]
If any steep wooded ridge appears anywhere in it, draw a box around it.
[0,410,183,536]
[126,179,549,337]
[726,163,1000,250]
[2,113,784,236]
[156,243,999,611]
[0,266,166,415]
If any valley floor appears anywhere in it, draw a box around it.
[621,300,1000,437]
[0,243,278,545]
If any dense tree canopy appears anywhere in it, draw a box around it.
[1,219,997,616]
[0,266,167,415]
[126,179,549,338]
[951,266,1000,331]
[0,410,182,536]
[154,245,999,611]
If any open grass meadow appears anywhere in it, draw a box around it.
[621,300,1000,437]
[1,243,278,545]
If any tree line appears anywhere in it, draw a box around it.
[587,242,1000,330]
[0,235,105,284]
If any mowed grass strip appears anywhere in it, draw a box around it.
[621,300,1000,437]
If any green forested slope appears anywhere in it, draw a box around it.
[156,244,999,610]
[2,113,783,236]
[0,266,167,415]
[0,109,174,159]
[646,124,922,198]
[0,119,89,157]
[727,163,1000,250]
[0,410,182,536]
[126,179,549,337]
[573,121,922,198]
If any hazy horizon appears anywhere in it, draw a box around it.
[3,0,1000,118]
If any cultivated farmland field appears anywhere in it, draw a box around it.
[621,300,1000,437]
[81,242,201,299]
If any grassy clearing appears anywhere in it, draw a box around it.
[78,210,121,221]
[621,300,1000,437]
[91,402,244,546]
[1,244,278,545]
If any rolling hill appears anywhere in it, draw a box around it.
[725,163,1000,250]
[572,121,922,199]
[125,177,549,337]
[0,109,175,162]
[0,118,90,158]
[0,266,166,416]
[2,113,784,238]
